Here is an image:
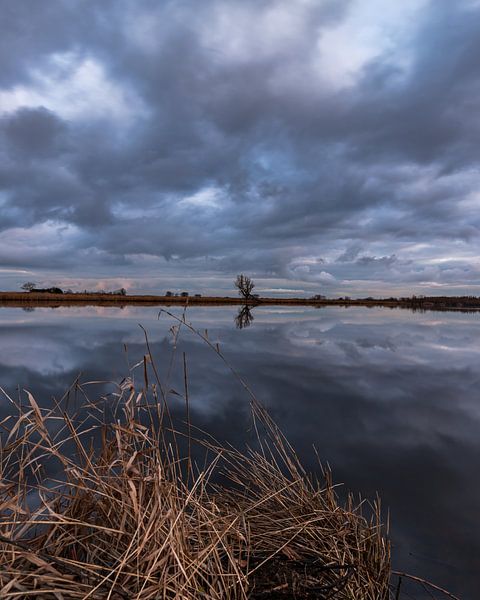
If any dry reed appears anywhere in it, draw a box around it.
[0,392,389,598]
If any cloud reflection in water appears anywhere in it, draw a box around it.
[0,305,478,597]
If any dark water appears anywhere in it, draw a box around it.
[1,304,478,598]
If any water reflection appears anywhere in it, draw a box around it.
[0,305,479,598]
[235,304,255,329]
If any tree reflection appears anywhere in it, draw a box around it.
[235,305,254,329]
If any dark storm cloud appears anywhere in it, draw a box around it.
[351,4,480,168]
[1,107,66,158]
[1,0,480,293]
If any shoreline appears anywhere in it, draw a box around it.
[1,291,480,311]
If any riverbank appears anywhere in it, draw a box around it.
[1,291,480,311]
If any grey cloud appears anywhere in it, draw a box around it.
[351,3,480,167]
[1,0,480,293]
[1,107,67,158]
[336,245,362,263]
[356,254,398,268]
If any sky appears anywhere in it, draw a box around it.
[1,0,480,297]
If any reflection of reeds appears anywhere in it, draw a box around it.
[0,316,454,599]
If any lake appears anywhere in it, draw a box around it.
[0,304,478,598]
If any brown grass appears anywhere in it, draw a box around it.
[0,400,390,597]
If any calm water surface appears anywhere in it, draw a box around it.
[1,305,479,598]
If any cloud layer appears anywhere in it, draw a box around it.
[1,0,480,295]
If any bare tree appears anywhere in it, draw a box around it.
[21,282,36,292]
[235,274,255,300]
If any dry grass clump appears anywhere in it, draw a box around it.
[0,379,390,600]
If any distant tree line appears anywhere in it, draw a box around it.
[21,282,64,294]
[21,283,127,296]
